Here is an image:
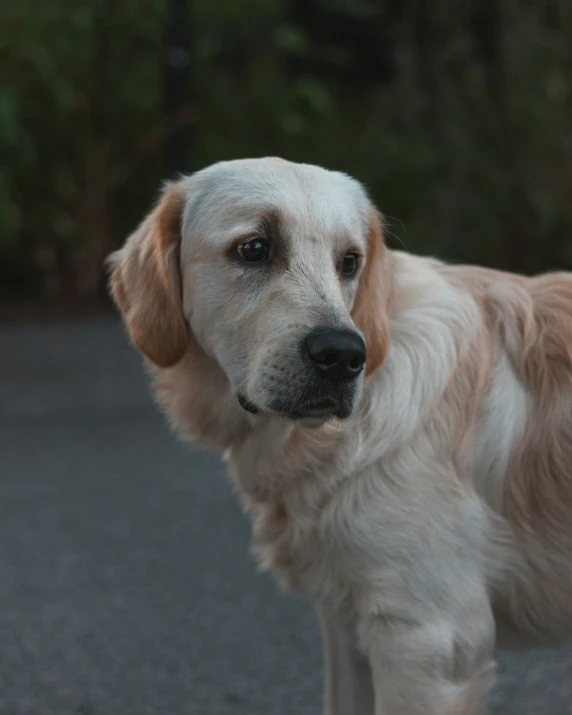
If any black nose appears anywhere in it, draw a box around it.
[305,327,366,382]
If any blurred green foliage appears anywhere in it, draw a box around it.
[1,0,571,302]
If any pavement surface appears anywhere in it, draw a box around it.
[0,315,571,715]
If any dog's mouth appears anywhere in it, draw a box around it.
[237,393,352,420]
[287,398,339,420]
[237,393,260,415]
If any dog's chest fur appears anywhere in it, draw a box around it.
[226,419,357,605]
[225,415,497,625]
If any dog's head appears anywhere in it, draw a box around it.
[108,158,392,424]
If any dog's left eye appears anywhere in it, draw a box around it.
[341,253,359,277]
[236,239,269,263]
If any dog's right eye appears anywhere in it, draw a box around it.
[236,239,269,263]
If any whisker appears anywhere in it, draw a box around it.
[383,215,409,253]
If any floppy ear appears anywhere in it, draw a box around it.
[107,183,189,368]
[351,208,393,377]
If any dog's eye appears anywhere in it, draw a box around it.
[341,253,359,277]
[236,239,269,263]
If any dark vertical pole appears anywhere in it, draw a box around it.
[472,0,503,103]
[413,0,437,120]
[164,0,192,175]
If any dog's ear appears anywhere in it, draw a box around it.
[107,183,188,368]
[351,208,392,377]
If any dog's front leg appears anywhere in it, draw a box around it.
[358,598,496,715]
[319,609,374,715]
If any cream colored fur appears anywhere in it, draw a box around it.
[108,157,572,714]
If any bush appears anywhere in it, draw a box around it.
[1,0,571,302]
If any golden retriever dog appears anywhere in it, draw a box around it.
[108,157,572,714]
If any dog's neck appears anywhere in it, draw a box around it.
[226,413,356,503]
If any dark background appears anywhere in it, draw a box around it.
[1,1,572,713]
[2,0,572,309]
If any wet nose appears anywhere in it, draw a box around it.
[304,327,366,382]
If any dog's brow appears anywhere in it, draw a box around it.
[257,208,283,241]
[257,208,289,270]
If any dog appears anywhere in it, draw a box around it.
[108,157,572,714]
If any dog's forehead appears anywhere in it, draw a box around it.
[181,158,369,249]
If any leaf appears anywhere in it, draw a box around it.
[275,25,310,56]
[295,78,333,113]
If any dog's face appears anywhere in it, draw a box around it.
[109,158,391,422]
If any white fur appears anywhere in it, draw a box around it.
[469,353,530,512]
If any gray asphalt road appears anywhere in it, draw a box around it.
[1,316,571,715]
